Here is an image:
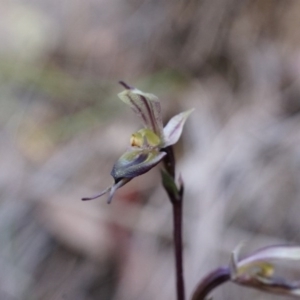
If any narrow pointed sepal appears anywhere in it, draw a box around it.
[118,83,164,137]
[82,186,112,201]
[111,149,166,181]
[107,178,130,204]
[162,108,194,148]
[81,178,131,203]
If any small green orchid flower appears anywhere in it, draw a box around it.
[82,82,194,203]
[231,244,300,297]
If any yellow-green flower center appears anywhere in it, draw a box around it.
[130,128,161,148]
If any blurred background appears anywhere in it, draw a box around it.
[2,0,300,299]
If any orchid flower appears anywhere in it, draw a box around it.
[231,244,300,297]
[82,82,194,203]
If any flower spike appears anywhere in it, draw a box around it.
[82,82,193,203]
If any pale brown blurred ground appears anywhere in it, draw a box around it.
[1,0,300,299]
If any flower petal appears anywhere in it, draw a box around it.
[237,245,300,269]
[111,149,166,181]
[237,274,300,297]
[118,83,164,136]
[162,108,194,147]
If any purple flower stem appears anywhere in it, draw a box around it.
[190,267,231,300]
[173,195,185,300]
[162,146,185,300]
